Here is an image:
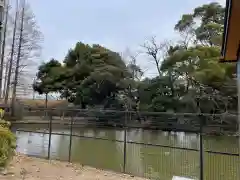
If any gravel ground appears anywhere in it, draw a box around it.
[0,154,148,180]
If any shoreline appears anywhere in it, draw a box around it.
[0,153,148,180]
[11,120,238,136]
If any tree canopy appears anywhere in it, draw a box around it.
[34,43,131,109]
[33,2,237,117]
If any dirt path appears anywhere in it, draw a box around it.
[0,154,148,180]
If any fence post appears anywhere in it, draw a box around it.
[47,109,52,160]
[68,112,73,162]
[123,110,127,173]
[237,58,240,158]
[199,114,204,180]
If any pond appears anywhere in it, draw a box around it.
[13,126,239,180]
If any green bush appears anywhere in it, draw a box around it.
[0,120,11,129]
[0,110,16,168]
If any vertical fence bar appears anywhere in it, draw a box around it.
[123,110,127,173]
[47,109,52,160]
[237,57,240,156]
[68,112,73,162]
[199,114,204,180]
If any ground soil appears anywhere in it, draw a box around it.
[0,154,148,180]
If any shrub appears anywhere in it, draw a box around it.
[0,120,11,129]
[0,109,16,168]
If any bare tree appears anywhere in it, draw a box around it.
[124,48,144,81]
[4,0,18,103]
[0,1,10,98]
[11,0,25,107]
[3,0,43,102]
[119,48,146,112]
[13,1,43,90]
[0,5,17,99]
[141,36,170,76]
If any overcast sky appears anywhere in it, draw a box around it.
[27,0,225,77]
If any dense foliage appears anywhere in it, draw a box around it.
[33,3,236,117]
[0,110,16,167]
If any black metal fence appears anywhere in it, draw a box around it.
[11,108,240,180]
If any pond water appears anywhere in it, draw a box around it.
[13,126,239,180]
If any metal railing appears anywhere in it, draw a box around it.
[11,108,240,180]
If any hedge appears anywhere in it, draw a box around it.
[0,109,16,167]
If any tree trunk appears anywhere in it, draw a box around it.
[2,57,9,98]
[0,3,9,98]
[11,0,25,111]
[4,0,19,104]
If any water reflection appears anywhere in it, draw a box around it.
[15,128,239,180]
[16,131,49,157]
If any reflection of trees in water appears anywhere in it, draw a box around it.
[16,131,49,157]
[203,135,239,153]
[126,130,200,179]
[16,131,72,160]
[16,131,29,154]
[125,129,145,175]
[83,129,94,137]
[138,143,199,179]
[129,129,199,150]
[54,134,70,160]
[70,128,123,172]
[15,128,239,180]
[174,132,198,149]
